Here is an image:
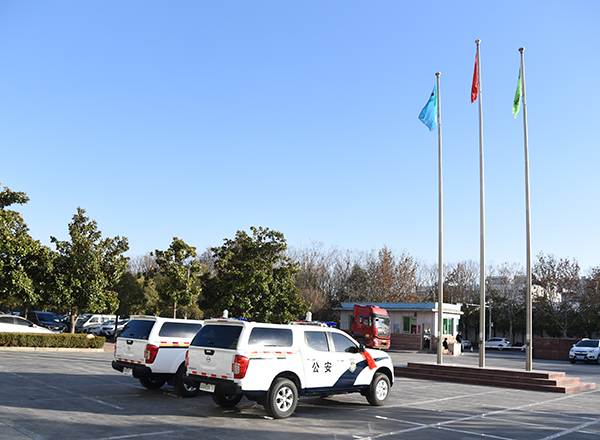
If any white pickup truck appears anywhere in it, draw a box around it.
[185,318,394,418]
[112,315,204,397]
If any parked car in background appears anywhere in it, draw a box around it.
[485,338,512,350]
[26,311,68,333]
[462,339,472,350]
[569,339,600,364]
[75,314,115,333]
[95,319,130,337]
[0,315,54,333]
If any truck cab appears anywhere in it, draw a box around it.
[350,304,391,349]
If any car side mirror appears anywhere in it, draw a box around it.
[346,346,359,354]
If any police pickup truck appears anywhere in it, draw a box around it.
[185,318,394,418]
[112,316,204,397]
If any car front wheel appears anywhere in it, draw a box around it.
[265,378,298,419]
[367,372,391,406]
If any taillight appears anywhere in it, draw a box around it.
[185,349,189,367]
[233,355,249,379]
[144,344,159,364]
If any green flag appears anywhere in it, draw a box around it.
[513,66,522,118]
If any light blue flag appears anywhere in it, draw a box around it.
[418,84,438,131]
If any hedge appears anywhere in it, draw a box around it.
[0,332,106,349]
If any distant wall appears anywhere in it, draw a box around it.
[390,333,426,350]
[532,337,579,361]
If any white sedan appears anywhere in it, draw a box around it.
[0,315,54,333]
[485,338,512,350]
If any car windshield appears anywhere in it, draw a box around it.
[120,320,155,340]
[38,312,61,323]
[374,315,390,329]
[576,340,600,348]
[76,314,91,324]
[191,325,242,349]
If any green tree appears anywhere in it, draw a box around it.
[0,185,54,313]
[154,237,203,318]
[201,227,308,323]
[51,207,129,332]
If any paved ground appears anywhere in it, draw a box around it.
[1,348,599,439]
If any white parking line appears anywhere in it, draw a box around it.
[82,397,124,410]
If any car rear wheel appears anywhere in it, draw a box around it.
[174,364,200,398]
[212,392,243,408]
[265,378,298,419]
[139,376,166,390]
[367,373,390,406]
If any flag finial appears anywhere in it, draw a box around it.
[475,39,481,44]
[519,47,525,53]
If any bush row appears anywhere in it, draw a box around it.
[0,332,106,349]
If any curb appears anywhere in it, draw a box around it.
[0,346,106,352]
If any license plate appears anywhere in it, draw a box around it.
[199,383,215,393]
[122,367,133,376]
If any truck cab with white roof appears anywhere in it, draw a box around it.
[185,318,394,418]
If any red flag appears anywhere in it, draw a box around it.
[362,349,377,370]
[471,52,479,103]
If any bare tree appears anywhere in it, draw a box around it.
[128,252,157,275]
[444,261,479,305]
[533,252,583,338]
[487,262,525,343]
[287,242,335,320]
[363,246,419,303]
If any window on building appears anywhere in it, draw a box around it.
[443,318,454,335]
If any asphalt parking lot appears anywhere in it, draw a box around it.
[1,348,599,440]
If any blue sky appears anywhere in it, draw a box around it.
[1,1,599,272]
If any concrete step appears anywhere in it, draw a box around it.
[394,362,595,394]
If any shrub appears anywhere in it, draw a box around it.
[0,332,106,349]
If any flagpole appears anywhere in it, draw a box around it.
[475,39,487,369]
[520,47,533,372]
[435,71,444,365]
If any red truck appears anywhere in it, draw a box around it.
[348,304,391,349]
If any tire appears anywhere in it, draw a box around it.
[265,378,298,419]
[212,392,243,408]
[174,364,200,398]
[139,376,166,390]
[366,373,391,406]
